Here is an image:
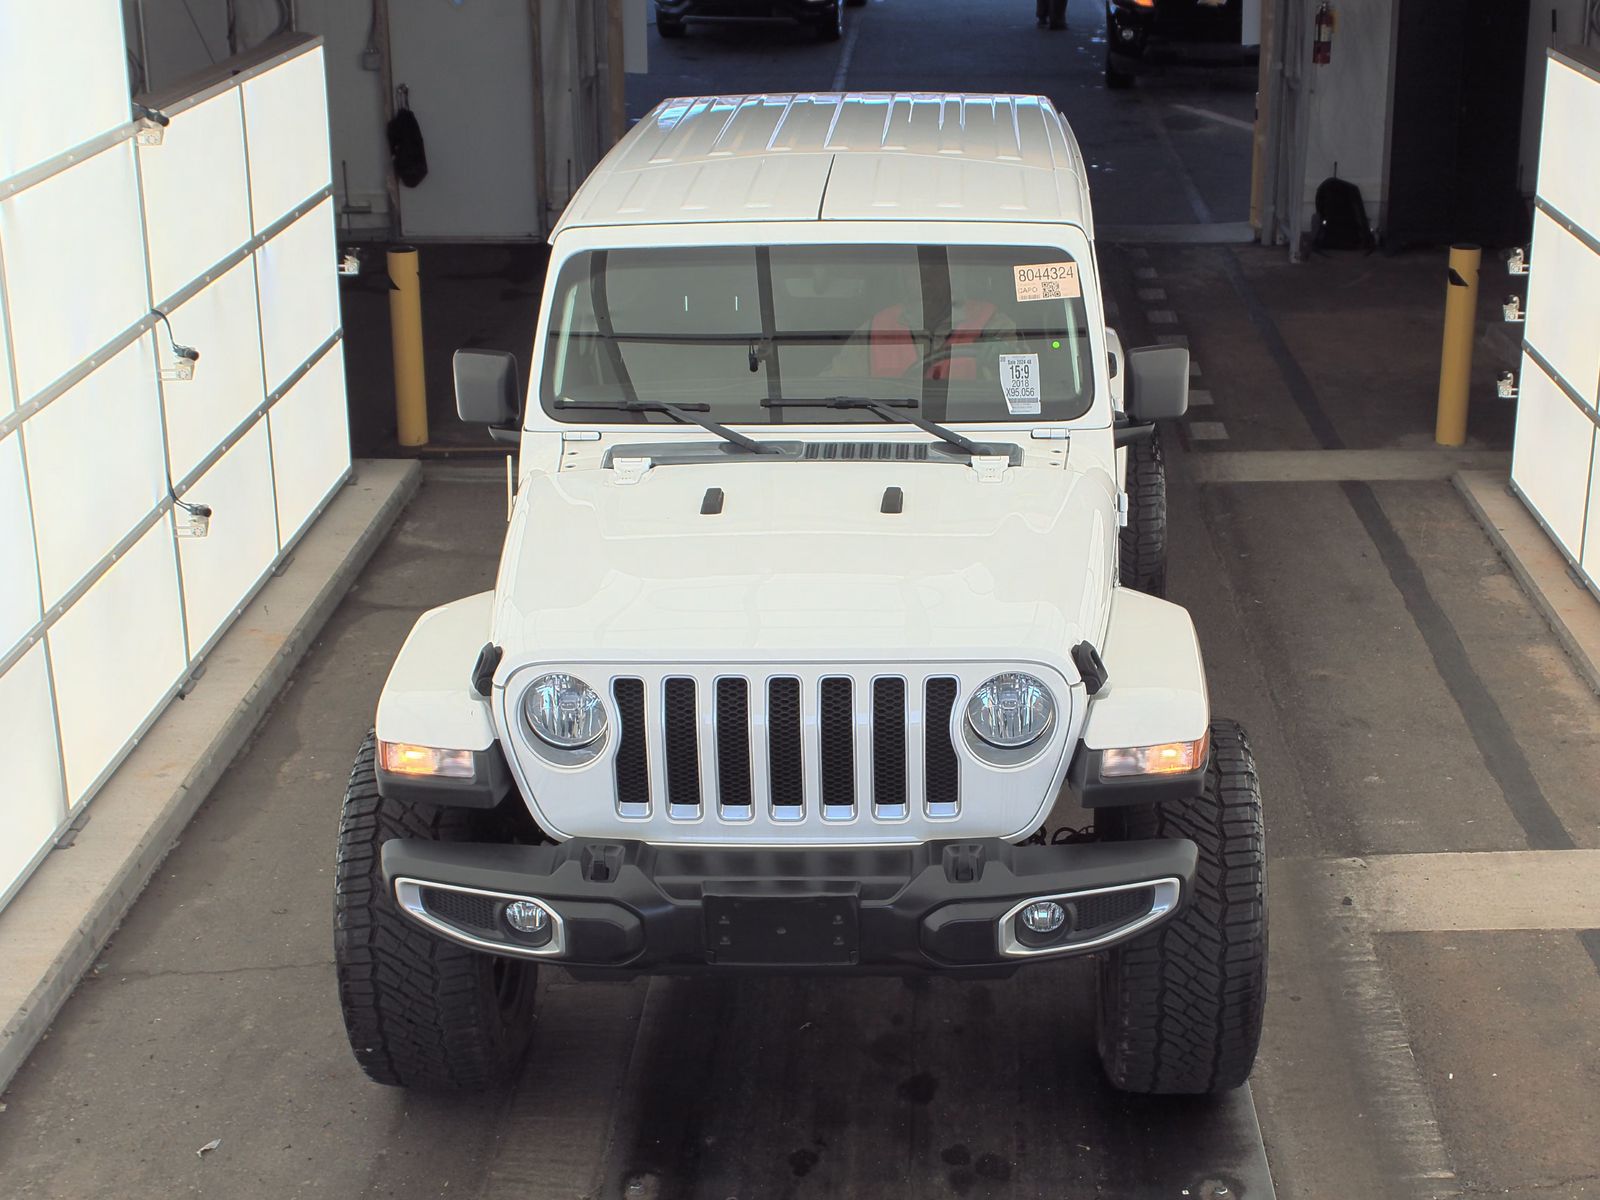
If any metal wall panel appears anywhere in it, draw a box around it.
[23,338,166,609]
[1537,56,1600,238]
[254,197,340,392]
[1525,210,1600,413]
[0,645,67,907]
[176,422,279,654]
[48,520,186,803]
[0,31,350,908]
[0,143,150,403]
[138,89,253,304]
[1511,352,1593,559]
[269,342,350,545]
[1512,49,1600,600]
[240,45,333,231]
[0,0,130,180]
[0,431,42,652]
[158,259,267,480]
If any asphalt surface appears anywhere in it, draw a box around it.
[5,2,1600,1198]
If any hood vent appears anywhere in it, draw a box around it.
[803,442,931,462]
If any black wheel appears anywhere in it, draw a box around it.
[1106,52,1135,89]
[656,11,687,37]
[1119,424,1167,596]
[334,732,538,1089]
[813,2,843,41]
[1095,718,1267,1095]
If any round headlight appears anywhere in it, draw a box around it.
[522,673,608,749]
[965,672,1055,749]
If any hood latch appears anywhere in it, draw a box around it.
[969,454,1009,483]
[611,456,652,484]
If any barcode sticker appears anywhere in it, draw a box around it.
[1000,353,1042,415]
[1013,262,1081,302]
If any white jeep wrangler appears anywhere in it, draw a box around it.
[334,93,1265,1096]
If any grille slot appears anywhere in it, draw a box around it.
[663,677,701,814]
[767,677,804,814]
[613,678,649,816]
[802,442,932,461]
[924,677,960,817]
[715,677,753,818]
[421,888,499,935]
[1073,887,1155,936]
[872,678,907,817]
[819,677,856,816]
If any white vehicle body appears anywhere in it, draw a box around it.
[340,96,1265,1099]
[374,93,1209,849]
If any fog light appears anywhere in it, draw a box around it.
[1120,25,1137,39]
[504,900,550,936]
[1021,900,1066,935]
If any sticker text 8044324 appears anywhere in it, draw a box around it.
[1013,262,1081,303]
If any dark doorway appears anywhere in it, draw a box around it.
[1385,0,1531,249]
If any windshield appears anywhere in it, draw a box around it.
[540,243,1095,425]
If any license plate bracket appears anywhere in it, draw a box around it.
[703,893,859,965]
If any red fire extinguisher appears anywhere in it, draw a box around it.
[1313,2,1333,65]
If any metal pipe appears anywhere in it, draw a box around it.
[1435,243,1481,447]
[388,246,429,447]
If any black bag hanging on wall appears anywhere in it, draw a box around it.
[1312,170,1375,252]
[387,86,428,188]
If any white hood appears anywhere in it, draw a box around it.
[492,459,1115,668]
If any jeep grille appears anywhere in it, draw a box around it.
[607,673,961,822]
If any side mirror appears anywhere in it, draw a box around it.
[1125,345,1189,421]
[453,349,520,430]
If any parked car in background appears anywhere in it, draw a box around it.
[1103,0,1260,88]
[657,0,867,42]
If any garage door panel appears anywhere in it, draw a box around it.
[0,644,67,904]
[269,343,351,546]
[0,143,150,403]
[24,338,167,610]
[254,197,340,393]
[1511,355,1594,559]
[1525,210,1600,413]
[48,521,186,804]
[0,0,130,181]
[177,421,279,656]
[241,46,333,232]
[0,431,43,653]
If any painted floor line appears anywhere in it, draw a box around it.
[1314,850,1600,933]
[1191,449,1512,484]
[1189,420,1229,441]
[1172,103,1257,133]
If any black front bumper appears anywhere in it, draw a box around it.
[382,836,1196,975]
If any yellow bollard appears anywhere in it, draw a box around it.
[388,246,428,447]
[1435,243,1480,447]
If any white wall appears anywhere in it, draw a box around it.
[1298,0,1394,228]
[0,11,350,909]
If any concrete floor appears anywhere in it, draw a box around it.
[5,1,1598,1198]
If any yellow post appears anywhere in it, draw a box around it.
[1435,243,1480,447]
[388,245,428,447]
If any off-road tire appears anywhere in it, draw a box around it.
[335,732,538,1089]
[1105,52,1135,89]
[656,12,686,37]
[814,2,843,40]
[1095,718,1267,1094]
[1119,425,1167,596]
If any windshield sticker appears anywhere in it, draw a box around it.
[1013,262,1081,302]
[1000,353,1042,415]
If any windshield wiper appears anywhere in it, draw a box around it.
[558,399,780,456]
[762,397,994,458]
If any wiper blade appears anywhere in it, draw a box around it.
[762,397,993,458]
[558,399,780,456]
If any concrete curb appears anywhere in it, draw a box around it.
[0,459,420,1095]
[1455,469,1600,698]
